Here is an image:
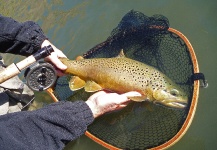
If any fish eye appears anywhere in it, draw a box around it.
[170,89,179,96]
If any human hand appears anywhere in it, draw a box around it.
[86,91,141,118]
[41,40,67,76]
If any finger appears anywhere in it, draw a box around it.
[121,91,142,97]
[114,94,131,104]
[115,91,141,104]
[57,50,67,58]
[46,54,67,70]
[120,100,131,106]
[114,104,128,111]
[53,58,67,70]
[88,90,107,99]
[56,69,65,77]
[118,104,128,108]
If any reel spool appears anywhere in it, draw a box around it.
[25,62,57,91]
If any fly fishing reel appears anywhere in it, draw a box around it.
[24,61,57,91]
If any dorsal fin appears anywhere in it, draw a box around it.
[76,55,84,60]
[116,49,126,58]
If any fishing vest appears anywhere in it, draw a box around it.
[0,56,35,115]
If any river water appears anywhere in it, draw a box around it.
[0,0,216,149]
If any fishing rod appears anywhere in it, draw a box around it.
[0,45,57,91]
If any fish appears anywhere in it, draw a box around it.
[59,50,188,109]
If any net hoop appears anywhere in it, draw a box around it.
[46,27,200,150]
[149,28,200,149]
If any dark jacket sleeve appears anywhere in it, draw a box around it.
[0,14,47,56]
[0,101,94,150]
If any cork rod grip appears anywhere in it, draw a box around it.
[0,55,36,84]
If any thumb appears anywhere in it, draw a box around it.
[117,91,142,104]
[53,56,67,70]
[122,91,142,97]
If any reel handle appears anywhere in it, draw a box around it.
[0,45,54,84]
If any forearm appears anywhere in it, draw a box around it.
[0,101,94,150]
[0,15,47,56]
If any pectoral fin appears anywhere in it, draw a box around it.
[127,95,147,102]
[69,76,86,91]
[84,80,103,92]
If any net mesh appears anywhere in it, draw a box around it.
[53,10,194,149]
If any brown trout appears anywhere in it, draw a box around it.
[60,50,188,109]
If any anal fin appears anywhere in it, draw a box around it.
[69,76,86,91]
[85,80,103,92]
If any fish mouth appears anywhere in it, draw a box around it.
[167,101,187,109]
[154,98,188,109]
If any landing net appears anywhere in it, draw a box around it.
[47,10,202,150]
